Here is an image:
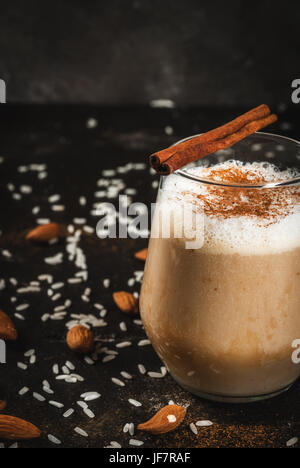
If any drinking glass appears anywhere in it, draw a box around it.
[140,132,300,402]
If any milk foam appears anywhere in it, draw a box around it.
[158,161,300,255]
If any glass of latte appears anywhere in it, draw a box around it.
[140,132,300,402]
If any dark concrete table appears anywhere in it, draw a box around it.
[0,104,299,448]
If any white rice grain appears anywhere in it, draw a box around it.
[74,427,88,437]
[138,339,151,347]
[287,437,298,447]
[63,409,74,418]
[120,371,132,380]
[129,439,144,447]
[65,361,75,370]
[82,392,101,402]
[190,423,198,435]
[148,372,164,378]
[84,408,95,419]
[196,420,214,427]
[30,355,36,365]
[119,322,127,332]
[128,399,142,407]
[102,355,116,363]
[129,423,135,436]
[49,401,64,409]
[16,303,29,312]
[14,313,25,320]
[43,386,54,395]
[77,401,88,409]
[109,441,121,448]
[116,341,132,349]
[17,362,27,370]
[111,378,125,387]
[33,392,46,402]
[138,364,146,375]
[48,434,62,445]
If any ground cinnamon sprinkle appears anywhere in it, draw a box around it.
[180,164,300,224]
[206,166,269,184]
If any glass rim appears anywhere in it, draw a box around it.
[174,131,300,189]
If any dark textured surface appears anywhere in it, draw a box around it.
[0,0,299,105]
[0,104,299,448]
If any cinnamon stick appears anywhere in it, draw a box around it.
[150,105,278,175]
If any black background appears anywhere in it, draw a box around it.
[0,0,299,106]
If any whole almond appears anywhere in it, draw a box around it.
[26,222,60,242]
[138,405,186,435]
[113,291,139,315]
[66,325,95,354]
[0,415,41,440]
[134,248,148,261]
[0,401,7,411]
[0,310,18,341]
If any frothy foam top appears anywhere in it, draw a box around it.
[159,161,300,255]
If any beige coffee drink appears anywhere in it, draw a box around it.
[140,155,300,402]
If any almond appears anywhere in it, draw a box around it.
[66,325,95,354]
[0,310,18,341]
[138,404,186,435]
[26,222,60,242]
[0,415,41,440]
[0,401,7,411]
[134,248,148,261]
[113,291,139,315]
